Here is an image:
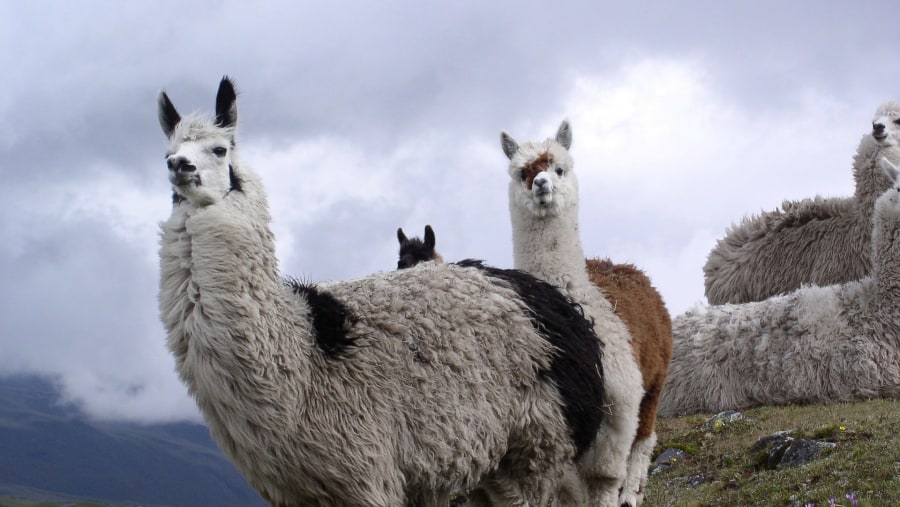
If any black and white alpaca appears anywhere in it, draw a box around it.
[157,77,604,507]
[397,225,443,269]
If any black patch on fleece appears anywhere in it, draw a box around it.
[286,279,357,358]
[228,165,243,193]
[455,259,604,457]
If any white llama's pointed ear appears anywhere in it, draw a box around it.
[215,76,238,129]
[879,157,900,182]
[158,91,181,138]
[424,225,436,249]
[500,131,519,160]
[397,227,408,245]
[556,120,572,150]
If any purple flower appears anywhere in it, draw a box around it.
[845,492,858,506]
[828,498,837,507]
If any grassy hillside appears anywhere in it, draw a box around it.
[645,398,899,506]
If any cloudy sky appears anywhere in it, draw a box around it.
[2,0,899,423]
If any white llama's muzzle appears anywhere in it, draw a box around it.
[167,156,200,187]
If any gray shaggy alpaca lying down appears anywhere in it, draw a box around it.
[704,101,900,305]
[157,77,606,507]
[660,158,900,417]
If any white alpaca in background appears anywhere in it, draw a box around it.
[704,101,900,304]
[501,121,646,507]
[157,77,608,507]
[660,158,900,417]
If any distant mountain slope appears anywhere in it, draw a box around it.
[0,375,267,507]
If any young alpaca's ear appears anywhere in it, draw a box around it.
[500,131,519,160]
[424,225,436,249]
[158,91,181,138]
[215,76,238,129]
[879,157,899,183]
[556,120,572,151]
[397,227,408,245]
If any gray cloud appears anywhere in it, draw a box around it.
[2,0,899,422]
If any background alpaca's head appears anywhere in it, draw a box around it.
[501,120,577,219]
[158,77,240,207]
[396,225,443,269]
[871,101,900,148]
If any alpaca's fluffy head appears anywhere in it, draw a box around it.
[158,77,241,207]
[396,225,443,269]
[501,120,576,218]
[871,101,900,147]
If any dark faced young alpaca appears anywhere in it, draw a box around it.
[396,225,443,269]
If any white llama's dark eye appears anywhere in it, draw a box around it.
[555,167,564,176]
[519,170,527,182]
[212,146,227,157]
[893,118,900,125]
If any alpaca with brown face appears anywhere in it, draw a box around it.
[501,120,656,507]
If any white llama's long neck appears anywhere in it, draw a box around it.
[159,171,314,407]
[511,201,593,297]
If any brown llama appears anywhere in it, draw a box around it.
[585,258,672,501]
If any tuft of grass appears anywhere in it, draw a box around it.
[644,398,899,506]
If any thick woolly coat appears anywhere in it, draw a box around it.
[660,170,900,417]
[158,81,604,507]
[502,122,645,507]
[704,101,900,304]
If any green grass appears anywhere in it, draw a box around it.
[644,398,899,506]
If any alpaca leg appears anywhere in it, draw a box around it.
[581,344,642,507]
[618,432,656,507]
[554,466,587,507]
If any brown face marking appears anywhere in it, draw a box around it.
[519,151,554,190]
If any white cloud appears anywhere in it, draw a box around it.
[547,57,871,315]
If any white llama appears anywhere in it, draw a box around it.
[704,101,900,304]
[659,158,900,417]
[500,121,647,507]
[157,77,606,507]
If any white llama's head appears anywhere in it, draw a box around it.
[158,77,241,207]
[871,101,900,148]
[501,120,576,218]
